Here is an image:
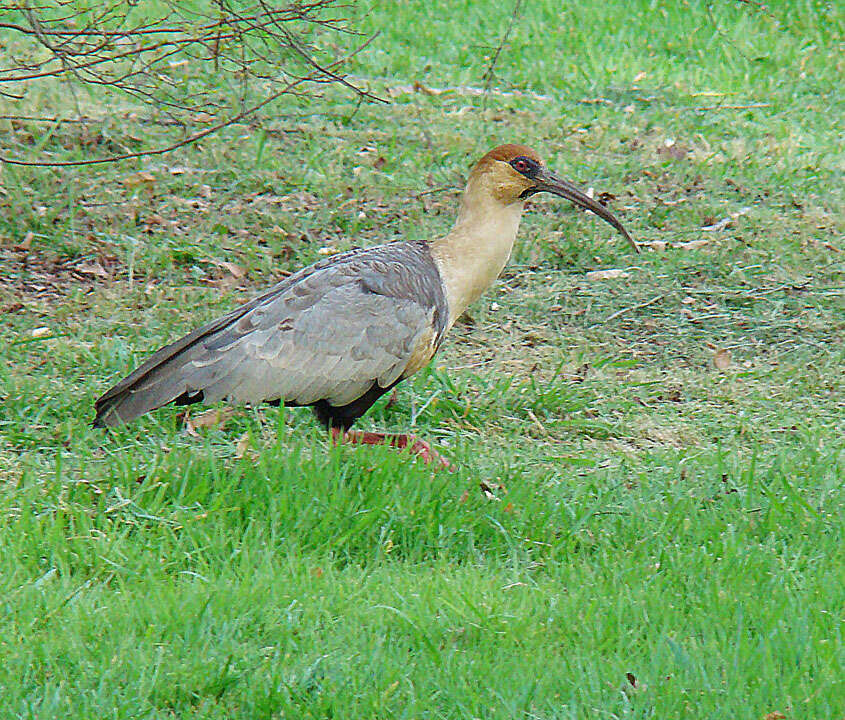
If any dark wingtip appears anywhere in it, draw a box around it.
[92,395,118,428]
[92,395,106,428]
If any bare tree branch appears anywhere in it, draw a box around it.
[0,0,384,167]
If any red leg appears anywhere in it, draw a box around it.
[330,428,454,470]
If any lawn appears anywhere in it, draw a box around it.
[1,0,843,717]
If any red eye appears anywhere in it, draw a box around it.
[514,159,527,172]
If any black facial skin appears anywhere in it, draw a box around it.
[509,156,541,179]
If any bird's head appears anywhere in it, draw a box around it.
[468,143,638,252]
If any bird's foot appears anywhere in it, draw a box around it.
[331,428,454,471]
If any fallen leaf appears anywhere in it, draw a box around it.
[14,231,34,251]
[586,268,630,281]
[675,238,713,250]
[702,206,751,231]
[633,70,647,82]
[235,432,250,459]
[807,238,840,253]
[30,326,50,338]
[182,407,235,436]
[702,217,732,231]
[713,348,732,370]
[77,261,110,278]
[212,259,246,278]
[763,713,786,720]
[121,171,156,188]
[621,671,646,696]
[412,80,445,96]
[144,213,165,227]
[479,479,506,501]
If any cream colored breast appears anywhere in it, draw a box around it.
[402,325,438,378]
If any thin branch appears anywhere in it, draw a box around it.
[481,0,523,104]
[686,102,772,112]
[590,294,668,328]
[0,114,187,128]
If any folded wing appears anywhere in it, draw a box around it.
[94,242,447,427]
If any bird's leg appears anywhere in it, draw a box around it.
[330,427,454,470]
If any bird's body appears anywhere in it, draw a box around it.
[95,144,637,465]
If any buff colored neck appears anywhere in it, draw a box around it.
[429,173,526,329]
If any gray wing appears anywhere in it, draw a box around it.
[94,242,447,427]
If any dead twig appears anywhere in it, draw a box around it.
[591,294,668,328]
[481,0,523,105]
[0,114,186,126]
[686,102,772,112]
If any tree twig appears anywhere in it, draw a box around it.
[590,294,668,328]
[481,0,523,105]
[686,102,772,112]
[0,0,385,167]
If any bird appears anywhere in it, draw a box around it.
[94,144,637,467]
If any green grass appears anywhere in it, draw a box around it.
[1,0,843,717]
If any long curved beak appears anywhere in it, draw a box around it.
[528,168,639,253]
